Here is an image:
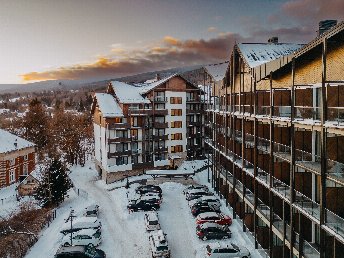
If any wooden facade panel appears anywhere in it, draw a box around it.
[295,88,312,106]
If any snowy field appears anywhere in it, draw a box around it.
[23,160,264,258]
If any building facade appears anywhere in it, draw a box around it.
[207,22,344,257]
[0,129,36,188]
[92,74,205,183]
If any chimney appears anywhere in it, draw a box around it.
[155,73,161,81]
[14,139,18,148]
[318,20,337,36]
[268,37,278,44]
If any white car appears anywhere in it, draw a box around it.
[149,230,170,258]
[205,242,250,257]
[60,217,102,235]
[61,228,102,247]
[144,212,161,231]
[183,185,208,195]
[83,204,99,217]
[185,187,209,197]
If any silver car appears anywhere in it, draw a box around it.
[206,242,250,258]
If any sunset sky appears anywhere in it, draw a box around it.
[1,0,343,84]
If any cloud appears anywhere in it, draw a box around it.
[21,33,244,82]
[207,27,218,33]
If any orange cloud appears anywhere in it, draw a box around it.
[163,36,181,46]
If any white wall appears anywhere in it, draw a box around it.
[93,123,101,163]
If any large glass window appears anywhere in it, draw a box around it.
[9,169,15,183]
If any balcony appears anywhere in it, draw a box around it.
[154,146,168,153]
[186,97,199,103]
[109,123,131,129]
[187,121,202,127]
[326,107,344,127]
[154,122,168,128]
[107,150,131,158]
[128,109,153,116]
[152,135,169,141]
[108,137,131,143]
[154,109,168,116]
[186,109,201,114]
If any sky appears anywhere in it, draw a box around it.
[1,0,343,84]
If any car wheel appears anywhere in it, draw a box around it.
[202,236,207,241]
[242,256,248,258]
[63,242,70,247]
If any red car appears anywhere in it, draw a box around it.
[196,212,232,226]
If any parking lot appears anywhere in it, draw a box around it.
[24,161,261,258]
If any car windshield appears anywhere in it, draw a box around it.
[156,246,168,251]
[231,243,240,251]
[149,221,159,225]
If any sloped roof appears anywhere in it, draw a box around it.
[237,43,304,68]
[204,62,229,82]
[0,129,35,154]
[111,81,150,104]
[139,73,178,94]
[94,93,123,117]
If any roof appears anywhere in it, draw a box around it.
[111,81,150,104]
[204,62,229,82]
[237,43,304,68]
[0,129,35,154]
[94,93,123,117]
[140,74,178,94]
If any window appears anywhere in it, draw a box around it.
[131,117,138,127]
[9,159,15,166]
[171,109,182,116]
[171,121,182,128]
[131,142,138,153]
[131,129,138,139]
[155,129,165,136]
[154,116,165,123]
[131,155,138,164]
[154,103,165,110]
[116,156,128,165]
[114,117,122,123]
[116,143,128,152]
[155,153,166,161]
[171,145,183,153]
[171,133,183,140]
[24,154,28,161]
[23,164,28,175]
[116,130,128,138]
[9,169,15,183]
[170,97,182,104]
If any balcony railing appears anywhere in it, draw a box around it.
[294,106,321,121]
[154,122,168,128]
[128,109,153,116]
[109,123,131,129]
[326,209,344,240]
[327,107,344,126]
[108,137,131,143]
[154,96,167,102]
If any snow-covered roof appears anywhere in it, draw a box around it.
[237,43,304,68]
[94,93,123,117]
[140,74,178,94]
[111,81,150,104]
[204,62,229,82]
[0,129,35,154]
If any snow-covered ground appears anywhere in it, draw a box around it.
[24,160,263,258]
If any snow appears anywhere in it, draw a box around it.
[139,74,178,94]
[94,93,123,118]
[204,62,229,82]
[111,81,150,104]
[238,43,303,68]
[24,159,263,258]
[0,128,35,153]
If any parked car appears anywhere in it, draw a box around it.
[127,198,160,212]
[196,223,231,240]
[185,188,209,198]
[136,185,162,194]
[183,185,208,195]
[84,204,99,217]
[140,195,162,205]
[141,192,163,200]
[60,217,102,235]
[206,242,250,257]
[144,212,161,231]
[61,228,102,247]
[54,244,106,258]
[188,195,221,208]
[149,230,170,258]
[191,204,220,217]
[186,191,214,202]
[191,201,221,211]
[196,212,232,226]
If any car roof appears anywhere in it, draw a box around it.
[151,230,168,246]
[85,204,99,211]
[197,212,220,219]
[198,196,218,201]
[207,242,241,250]
[73,228,99,235]
[146,212,159,221]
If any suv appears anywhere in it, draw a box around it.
[149,230,170,258]
[54,245,106,258]
[61,228,102,247]
[189,196,221,208]
[144,212,161,231]
[206,242,250,257]
[60,217,102,235]
[84,205,99,217]
[186,191,214,202]
[196,212,232,226]
[196,223,231,240]
[183,185,208,195]
[191,201,221,212]
[191,204,220,217]
[136,185,162,195]
[127,199,160,212]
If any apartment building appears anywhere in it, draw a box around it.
[206,21,344,257]
[92,74,204,183]
[0,129,36,188]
